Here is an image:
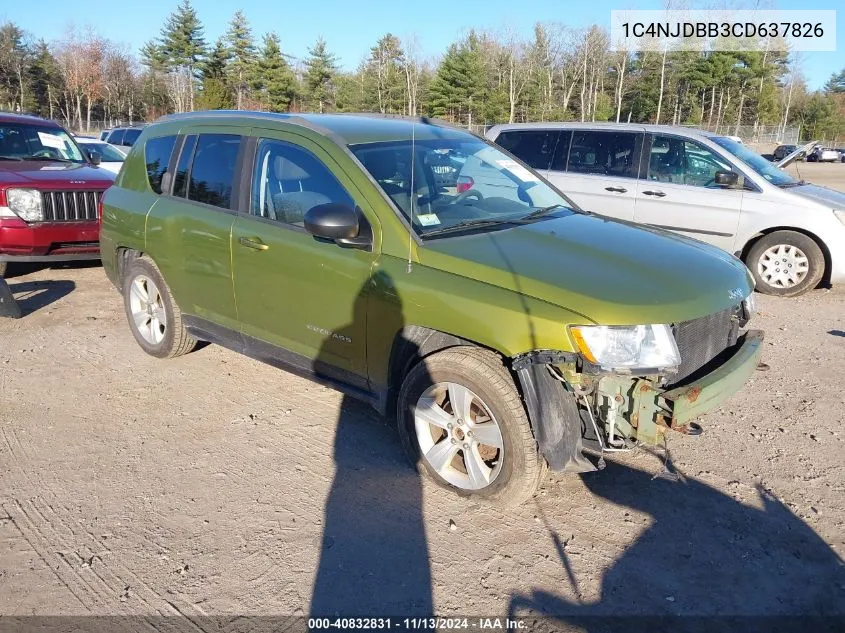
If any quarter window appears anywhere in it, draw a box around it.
[495,130,559,171]
[251,139,354,227]
[566,131,638,179]
[647,135,733,187]
[143,135,177,194]
[186,134,241,209]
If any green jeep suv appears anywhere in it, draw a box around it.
[101,112,763,506]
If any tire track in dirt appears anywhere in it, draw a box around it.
[0,425,213,631]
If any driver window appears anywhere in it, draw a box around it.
[648,135,733,187]
[251,139,354,227]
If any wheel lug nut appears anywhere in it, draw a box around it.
[447,423,453,430]
[451,438,457,445]
[467,431,473,438]
[462,443,469,450]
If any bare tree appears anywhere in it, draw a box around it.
[402,34,423,116]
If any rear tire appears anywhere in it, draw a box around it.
[745,231,824,297]
[122,257,196,358]
[396,347,544,507]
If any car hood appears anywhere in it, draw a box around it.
[420,213,754,325]
[0,161,114,187]
[787,183,845,208]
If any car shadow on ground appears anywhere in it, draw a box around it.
[309,271,433,617]
[828,330,845,338]
[2,260,101,280]
[3,279,75,317]
[509,459,845,630]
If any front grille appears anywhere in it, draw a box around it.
[670,306,740,385]
[41,190,102,222]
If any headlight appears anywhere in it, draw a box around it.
[834,209,845,226]
[6,188,43,222]
[570,324,680,371]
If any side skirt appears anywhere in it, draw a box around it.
[183,315,384,411]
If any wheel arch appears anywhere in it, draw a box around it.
[739,226,832,286]
[384,325,493,415]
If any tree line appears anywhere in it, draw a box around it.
[1,0,843,141]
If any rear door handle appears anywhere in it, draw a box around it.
[642,190,666,197]
[238,237,269,251]
[604,186,628,193]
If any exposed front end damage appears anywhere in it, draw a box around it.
[514,328,764,471]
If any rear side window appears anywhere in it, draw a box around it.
[187,134,242,209]
[144,135,177,194]
[106,129,125,145]
[123,129,142,146]
[565,131,638,179]
[495,130,559,171]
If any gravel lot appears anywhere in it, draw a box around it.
[1,162,844,626]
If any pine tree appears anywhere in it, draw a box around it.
[224,10,257,109]
[825,69,845,94]
[427,33,485,124]
[158,0,206,110]
[197,37,232,110]
[303,37,338,113]
[27,40,61,118]
[255,32,295,112]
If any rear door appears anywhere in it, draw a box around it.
[544,129,642,220]
[633,133,742,251]
[145,128,245,332]
[231,129,378,387]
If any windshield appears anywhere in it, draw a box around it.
[711,136,797,187]
[0,123,86,163]
[84,142,126,162]
[351,137,576,237]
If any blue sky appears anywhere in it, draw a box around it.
[3,0,842,89]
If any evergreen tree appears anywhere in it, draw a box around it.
[224,10,257,109]
[303,37,338,113]
[139,39,167,72]
[824,69,845,93]
[427,33,485,125]
[28,40,61,118]
[255,32,295,112]
[197,37,232,110]
[160,0,206,74]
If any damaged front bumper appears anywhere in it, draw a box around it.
[514,330,764,470]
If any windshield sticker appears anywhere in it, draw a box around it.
[496,159,540,182]
[37,132,67,150]
[417,213,441,226]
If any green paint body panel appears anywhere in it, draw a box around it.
[663,330,765,425]
[100,112,761,448]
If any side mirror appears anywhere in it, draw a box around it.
[304,203,371,248]
[87,150,102,166]
[714,170,739,187]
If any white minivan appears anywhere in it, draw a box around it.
[485,123,845,297]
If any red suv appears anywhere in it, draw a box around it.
[0,113,114,276]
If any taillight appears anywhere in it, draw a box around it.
[98,197,104,221]
[456,176,474,193]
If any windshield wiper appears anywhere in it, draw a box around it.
[0,156,23,161]
[26,156,75,163]
[515,204,565,223]
[423,218,512,238]
[778,180,807,188]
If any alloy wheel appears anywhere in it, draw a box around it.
[414,382,505,490]
[128,275,167,345]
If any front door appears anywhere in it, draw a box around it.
[633,134,743,251]
[231,131,377,388]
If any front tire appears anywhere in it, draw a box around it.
[122,257,196,358]
[745,231,825,297]
[397,347,544,507]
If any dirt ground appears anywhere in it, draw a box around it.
[1,164,844,626]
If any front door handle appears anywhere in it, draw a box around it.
[605,186,627,193]
[642,190,666,197]
[238,237,269,251]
